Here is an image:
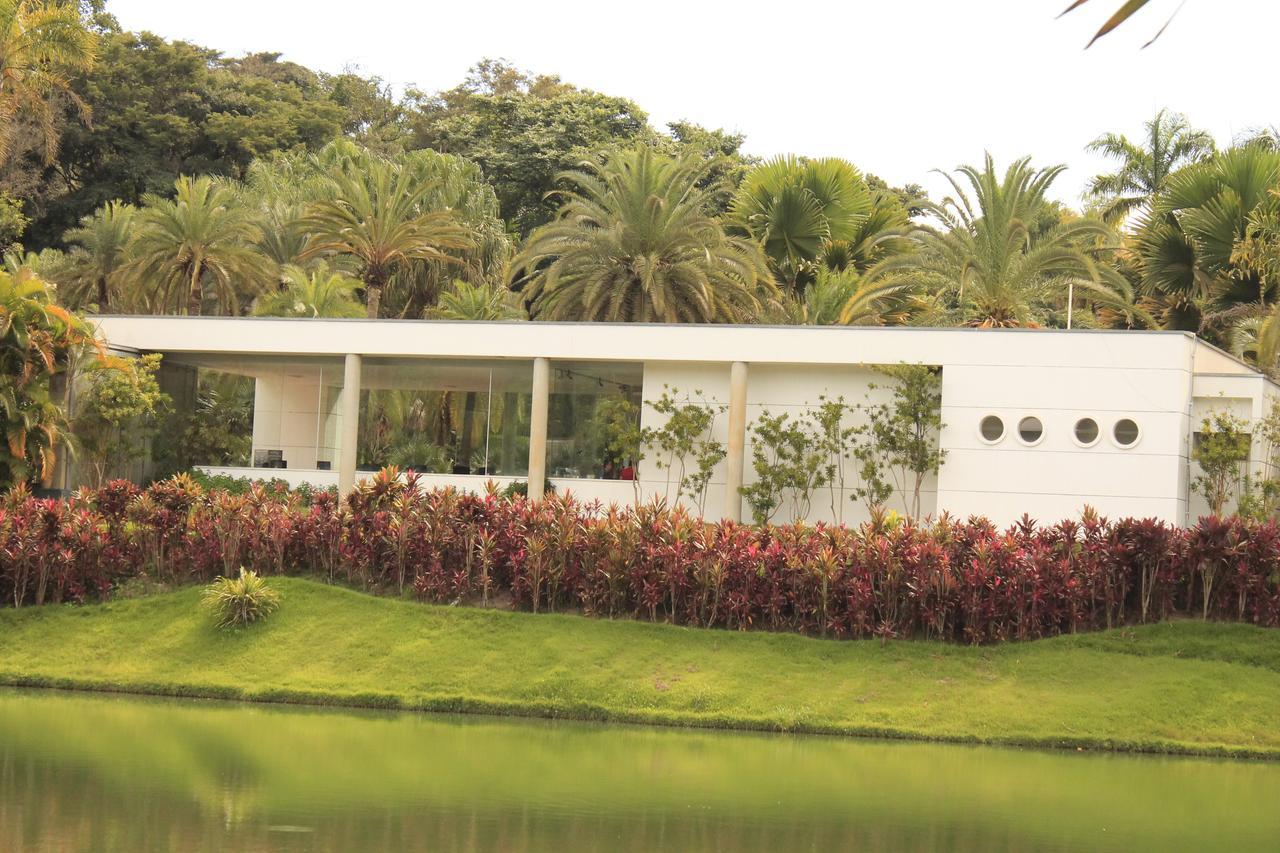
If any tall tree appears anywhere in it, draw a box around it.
[12,29,383,248]
[0,264,95,488]
[299,154,473,318]
[510,146,774,323]
[883,155,1141,328]
[62,199,133,311]
[727,157,912,300]
[0,0,97,164]
[1135,145,1280,339]
[1086,109,1215,224]
[407,58,651,236]
[127,175,265,315]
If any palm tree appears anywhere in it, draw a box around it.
[128,176,266,316]
[300,154,474,318]
[1059,0,1181,48]
[1135,145,1280,338]
[63,201,136,312]
[511,146,773,323]
[0,0,97,163]
[881,155,1142,328]
[429,279,524,321]
[0,265,95,488]
[727,156,870,293]
[1086,110,1215,224]
[253,264,365,318]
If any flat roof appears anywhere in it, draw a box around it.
[90,315,1262,376]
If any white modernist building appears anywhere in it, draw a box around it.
[91,316,1280,526]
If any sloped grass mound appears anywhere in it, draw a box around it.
[2,578,1278,757]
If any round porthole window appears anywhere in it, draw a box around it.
[1114,418,1140,448]
[1017,416,1044,445]
[1074,417,1100,447]
[979,415,1005,443]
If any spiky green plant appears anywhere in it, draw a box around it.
[511,146,773,323]
[201,568,281,629]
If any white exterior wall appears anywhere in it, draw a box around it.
[94,317,1280,527]
[937,334,1197,526]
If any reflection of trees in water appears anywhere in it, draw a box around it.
[2,692,1279,852]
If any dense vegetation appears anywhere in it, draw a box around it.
[2,2,1276,358]
[4,471,1279,645]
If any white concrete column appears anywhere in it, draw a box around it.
[338,353,362,499]
[724,360,749,522]
[527,357,551,501]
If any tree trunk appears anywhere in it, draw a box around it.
[187,261,203,316]
[96,275,109,312]
[365,284,382,319]
[459,391,478,472]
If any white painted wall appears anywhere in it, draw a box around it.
[95,318,1280,526]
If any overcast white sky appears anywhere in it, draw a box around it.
[106,0,1272,206]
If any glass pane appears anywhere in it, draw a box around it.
[547,362,644,479]
[1114,418,1140,447]
[1018,416,1043,444]
[1074,418,1099,445]
[980,415,1004,442]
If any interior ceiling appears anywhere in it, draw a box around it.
[161,354,643,394]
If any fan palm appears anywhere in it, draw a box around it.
[128,176,267,316]
[1135,145,1280,337]
[253,264,364,319]
[300,154,474,319]
[0,0,97,163]
[63,201,136,312]
[1086,109,1215,225]
[727,156,870,293]
[510,146,773,323]
[880,154,1143,328]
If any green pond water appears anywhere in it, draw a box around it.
[0,689,1277,852]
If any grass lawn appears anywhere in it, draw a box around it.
[1,577,1278,757]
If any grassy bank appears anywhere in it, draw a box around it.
[1,578,1278,757]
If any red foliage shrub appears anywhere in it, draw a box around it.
[3,470,1280,644]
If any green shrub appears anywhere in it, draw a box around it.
[201,569,281,629]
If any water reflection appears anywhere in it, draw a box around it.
[0,689,1276,852]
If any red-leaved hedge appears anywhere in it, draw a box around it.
[3,469,1279,643]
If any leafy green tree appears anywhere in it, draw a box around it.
[865,366,946,518]
[14,29,382,248]
[127,175,266,315]
[253,263,364,318]
[71,352,169,486]
[1086,109,1215,224]
[0,0,97,164]
[883,155,1139,328]
[0,265,95,488]
[61,200,134,311]
[299,153,473,318]
[1192,410,1252,517]
[1135,145,1280,339]
[511,146,773,323]
[406,59,651,235]
[0,191,28,249]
